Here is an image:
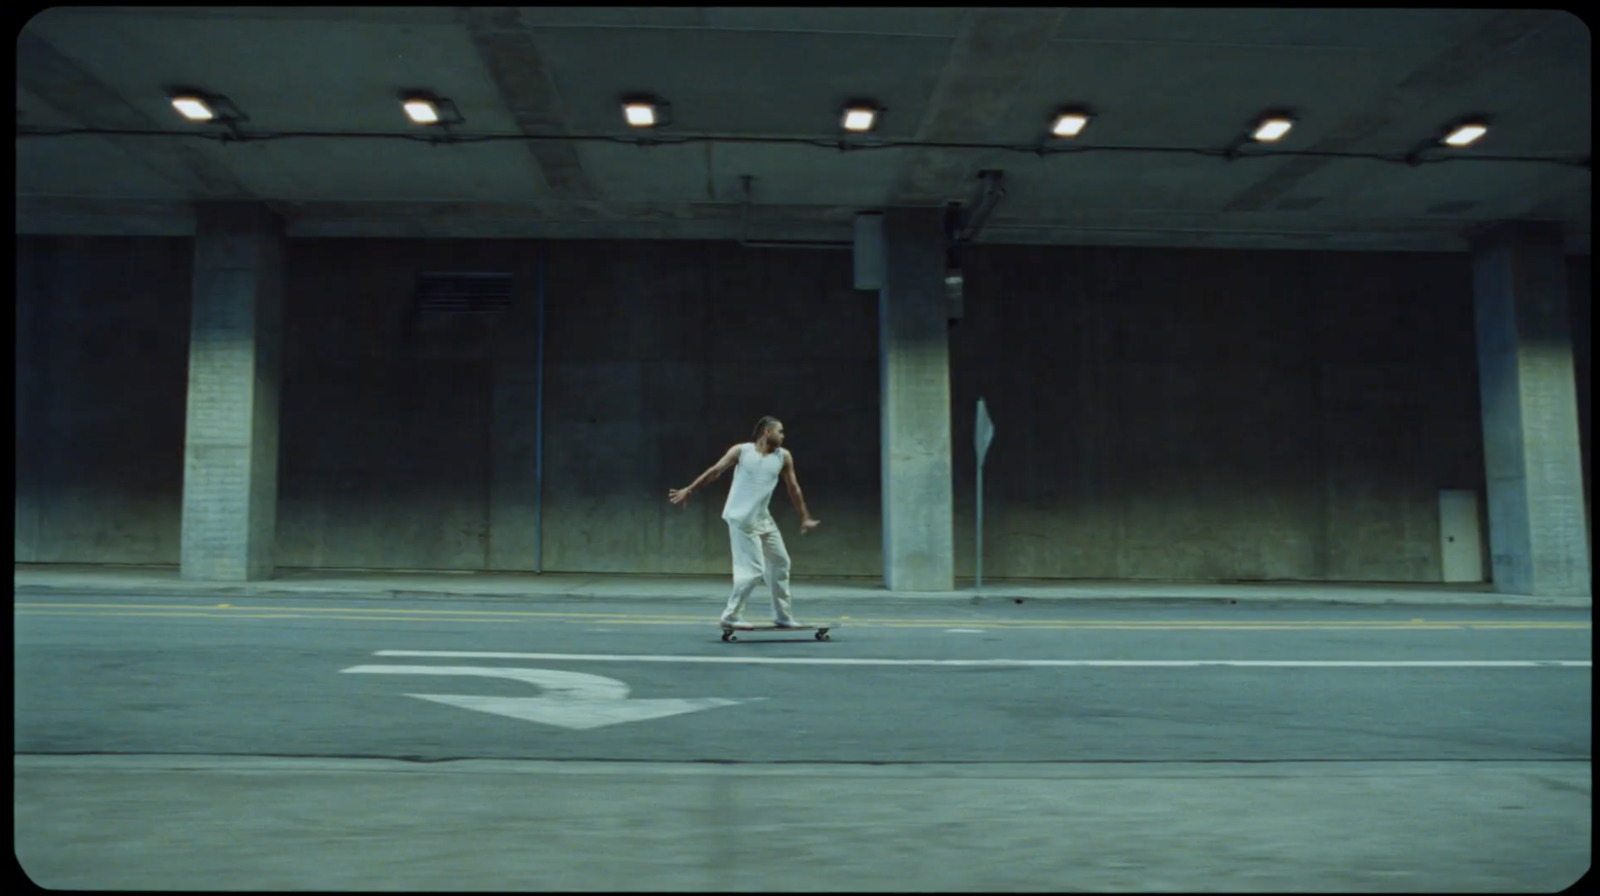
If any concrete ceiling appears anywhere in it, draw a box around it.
[15,7,1592,253]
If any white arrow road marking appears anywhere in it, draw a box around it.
[341,665,757,730]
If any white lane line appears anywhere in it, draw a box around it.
[374,651,1591,668]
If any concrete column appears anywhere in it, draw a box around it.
[879,208,955,591]
[1470,221,1591,596]
[180,203,285,581]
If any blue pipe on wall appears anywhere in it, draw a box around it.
[534,242,546,574]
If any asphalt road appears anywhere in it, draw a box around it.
[13,593,1593,891]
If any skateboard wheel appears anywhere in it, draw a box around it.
[728,634,738,642]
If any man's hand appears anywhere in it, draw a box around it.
[800,517,821,535]
[668,487,692,505]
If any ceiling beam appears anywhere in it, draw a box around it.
[888,9,1061,206]
[16,29,249,198]
[1222,9,1560,213]
[455,7,598,201]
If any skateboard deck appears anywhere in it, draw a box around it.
[719,622,836,642]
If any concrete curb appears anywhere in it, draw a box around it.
[14,563,1592,609]
[12,582,1591,610]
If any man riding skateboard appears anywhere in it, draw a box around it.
[668,417,821,628]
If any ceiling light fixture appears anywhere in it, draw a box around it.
[1407,116,1491,166]
[1224,109,1295,159]
[1252,115,1294,142]
[621,95,670,129]
[1442,119,1488,147]
[166,88,249,136]
[400,91,463,127]
[623,102,656,127]
[170,94,215,121]
[167,89,245,123]
[841,102,881,133]
[1050,110,1091,138]
[403,99,440,124]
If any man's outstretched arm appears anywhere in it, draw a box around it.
[780,450,821,534]
[668,444,741,505]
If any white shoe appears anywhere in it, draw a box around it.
[773,618,804,629]
[720,617,747,628]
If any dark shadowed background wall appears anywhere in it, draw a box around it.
[14,236,1591,583]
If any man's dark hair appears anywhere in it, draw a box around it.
[752,416,780,440]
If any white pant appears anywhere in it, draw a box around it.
[722,516,795,624]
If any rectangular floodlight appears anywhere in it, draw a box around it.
[1253,118,1293,142]
[403,99,440,124]
[842,107,877,132]
[1051,113,1089,137]
[1443,123,1487,147]
[171,96,215,121]
[624,102,658,127]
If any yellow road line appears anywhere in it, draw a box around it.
[14,602,681,619]
[15,611,302,619]
[12,603,711,623]
[14,610,510,623]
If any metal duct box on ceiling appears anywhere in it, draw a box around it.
[853,212,884,290]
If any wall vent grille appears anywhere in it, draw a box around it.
[415,273,512,314]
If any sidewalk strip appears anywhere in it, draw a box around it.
[13,603,1588,629]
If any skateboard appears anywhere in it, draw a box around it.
[719,622,835,642]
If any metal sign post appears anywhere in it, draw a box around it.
[975,397,994,594]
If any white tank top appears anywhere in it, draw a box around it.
[722,442,784,528]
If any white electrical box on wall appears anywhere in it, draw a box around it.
[1439,490,1485,583]
[853,212,884,290]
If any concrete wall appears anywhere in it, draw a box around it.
[14,236,192,564]
[538,241,879,575]
[272,239,879,574]
[275,239,515,570]
[13,235,1591,583]
[951,248,1498,582]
